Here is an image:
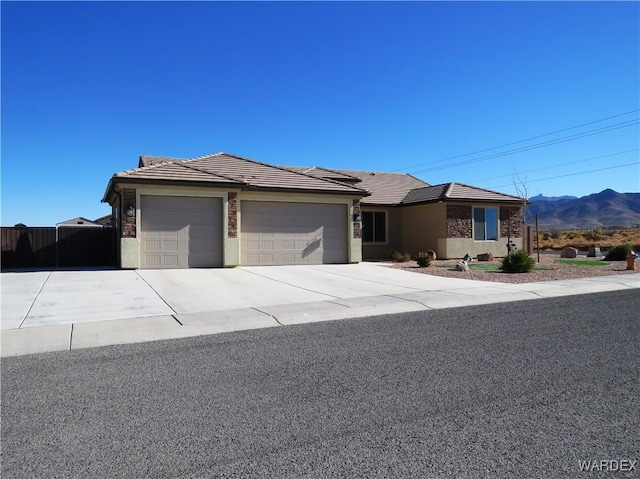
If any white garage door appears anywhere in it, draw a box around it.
[241,201,347,266]
[140,196,222,269]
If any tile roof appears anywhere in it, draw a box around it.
[187,154,368,194]
[333,169,430,205]
[138,155,187,167]
[402,183,523,205]
[283,166,362,183]
[114,161,242,185]
[104,153,368,202]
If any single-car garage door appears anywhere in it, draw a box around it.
[140,196,222,269]
[241,201,347,265]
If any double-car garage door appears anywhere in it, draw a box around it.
[140,196,347,268]
[241,201,347,265]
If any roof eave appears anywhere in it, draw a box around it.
[241,185,370,197]
[101,176,245,204]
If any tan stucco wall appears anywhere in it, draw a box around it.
[361,207,401,260]
[399,203,446,257]
[114,183,362,267]
[438,237,523,259]
[121,238,140,269]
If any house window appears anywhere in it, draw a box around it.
[473,207,498,241]
[362,211,387,243]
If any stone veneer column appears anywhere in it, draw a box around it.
[122,188,136,238]
[446,204,472,238]
[352,199,361,239]
[227,192,238,238]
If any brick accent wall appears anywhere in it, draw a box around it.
[122,188,136,238]
[228,192,238,238]
[500,206,522,237]
[446,204,472,238]
[353,199,361,239]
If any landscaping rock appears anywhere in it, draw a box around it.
[560,247,578,258]
[587,247,602,257]
[477,253,494,262]
[455,260,469,272]
[427,250,437,261]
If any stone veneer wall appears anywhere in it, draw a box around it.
[446,205,472,238]
[228,192,238,238]
[122,188,136,238]
[500,206,522,237]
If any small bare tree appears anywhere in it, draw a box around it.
[512,171,529,225]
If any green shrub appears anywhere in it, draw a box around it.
[390,249,411,263]
[416,251,432,267]
[604,244,633,261]
[500,249,535,273]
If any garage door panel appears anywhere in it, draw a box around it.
[140,196,222,269]
[241,201,347,266]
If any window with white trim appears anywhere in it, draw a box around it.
[362,211,387,244]
[473,207,498,241]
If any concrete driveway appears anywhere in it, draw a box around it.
[2,264,638,356]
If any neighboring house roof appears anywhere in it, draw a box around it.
[56,217,102,227]
[94,214,113,227]
[402,182,523,205]
[103,153,369,203]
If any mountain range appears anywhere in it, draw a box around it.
[525,189,640,229]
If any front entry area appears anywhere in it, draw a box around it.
[240,201,348,266]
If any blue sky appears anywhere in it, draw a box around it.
[2,1,639,226]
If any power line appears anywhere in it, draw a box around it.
[466,148,640,184]
[390,108,640,173]
[407,119,639,175]
[485,162,639,190]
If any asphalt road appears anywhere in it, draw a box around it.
[2,290,639,478]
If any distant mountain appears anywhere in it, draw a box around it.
[526,189,640,229]
[529,194,578,202]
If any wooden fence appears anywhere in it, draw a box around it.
[1,226,116,269]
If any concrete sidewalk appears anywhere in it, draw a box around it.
[2,264,638,357]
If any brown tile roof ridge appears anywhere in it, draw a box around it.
[178,159,249,184]
[446,182,523,200]
[306,166,362,181]
[401,182,524,205]
[139,155,188,167]
[193,152,370,194]
[114,159,244,184]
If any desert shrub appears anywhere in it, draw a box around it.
[416,251,432,267]
[604,244,633,261]
[550,230,561,239]
[583,228,604,242]
[390,249,411,263]
[566,232,577,239]
[500,249,535,273]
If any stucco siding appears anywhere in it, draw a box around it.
[400,203,446,257]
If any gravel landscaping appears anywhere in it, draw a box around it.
[390,253,639,284]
